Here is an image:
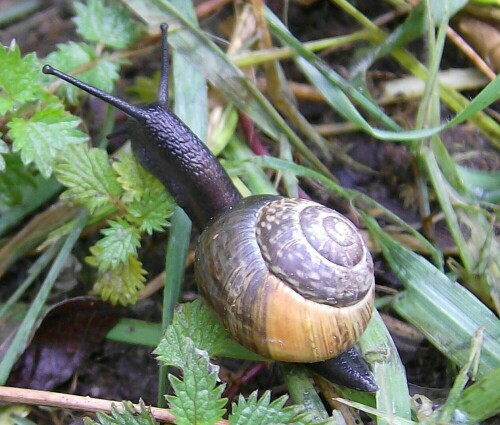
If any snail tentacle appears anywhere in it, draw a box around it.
[43,25,378,392]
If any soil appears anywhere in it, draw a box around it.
[0,0,498,423]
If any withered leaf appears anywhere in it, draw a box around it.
[7,297,123,390]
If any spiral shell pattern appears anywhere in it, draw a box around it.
[256,198,373,306]
[195,195,375,362]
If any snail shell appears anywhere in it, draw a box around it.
[195,195,375,362]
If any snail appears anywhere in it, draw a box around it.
[43,24,377,392]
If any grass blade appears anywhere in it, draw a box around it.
[455,366,500,422]
[156,0,200,407]
[359,311,411,425]
[364,215,500,379]
[266,7,500,143]
[122,0,333,177]
[253,155,442,266]
[0,210,88,384]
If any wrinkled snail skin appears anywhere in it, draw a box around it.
[41,66,239,229]
[42,24,378,392]
[42,24,239,230]
[125,105,241,228]
[309,347,377,392]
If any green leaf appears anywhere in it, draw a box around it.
[0,153,37,206]
[432,328,487,423]
[0,42,42,114]
[127,189,174,234]
[358,310,412,423]
[89,219,141,272]
[91,254,147,305]
[113,151,154,201]
[55,144,121,212]
[8,104,88,177]
[230,391,306,425]
[73,0,144,49]
[155,299,265,365]
[154,299,228,369]
[83,400,157,425]
[45,42,120,104]
[166,338,227,425]
[349,0,468,79]
[112,151,175,233]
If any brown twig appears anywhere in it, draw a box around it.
[447,23,496,80]
[314,377,362,425]
[196,0,234,20]
[0,386,229,424]
[139,251,195,300]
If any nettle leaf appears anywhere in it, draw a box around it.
[230,391,307,425]
[73,0,145,49]
[91,254,147,305]
[154,299,229,368]
[89,219,141,272]
[113,151,159,201]
[84,400,157,425]
[8,104,88,177]
[127,189,174,234]
[45,42,120,104]
[154,303,310,425]
[113,151,174,233]
[0,42,42,114]
[166,338,227,425]
[55,144,121,212]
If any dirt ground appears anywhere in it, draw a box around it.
[1,0,498,423]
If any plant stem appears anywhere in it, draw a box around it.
[0,386,229,425]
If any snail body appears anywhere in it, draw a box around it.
[43,24,377,391]
[195,195,374,362]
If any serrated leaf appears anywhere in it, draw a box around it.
[91,254,147,305]
[89,219,141,272]
[55,144,121,212]
[0,42,43,114]
[73,0,144,49]
[230,391,306,425]
[84,400,157,425]
[8,105,88,177]
[154,299,229,368]
[166,338,226,425]
[112,151,174,233]
[45,42,120,104]
[113,150,161,201]
[127,189,174,234]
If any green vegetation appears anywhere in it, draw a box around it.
[0,0,498,423]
